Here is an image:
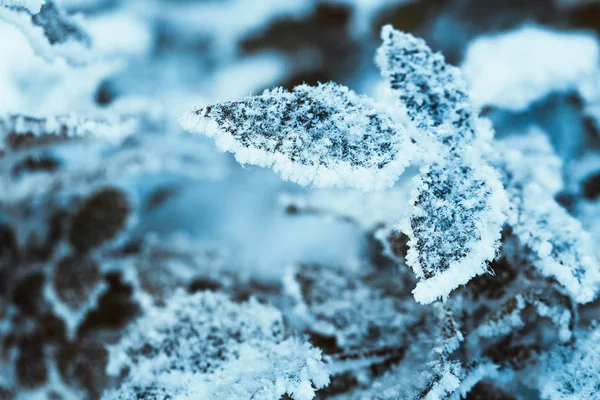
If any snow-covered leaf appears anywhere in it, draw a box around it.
[403,157,507,303]
[376,24,478,151]
[181,82,417,191]
[538,326,600,400]
[495,136,600,304]
[104,291,329,400]
[284,263,421,354]
[0,1,94,65]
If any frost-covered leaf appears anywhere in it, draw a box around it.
[45,254,107,338]
[0,114,138,153]
[509,184,600,303]
[181,82,417,191]
[494,136,600,304]
[462,25,600,112]
[376,25,478,151]
[403,157,507,304]
[538,326,600,400]
[334,305,467,400]
[104,291,329,400]
[283,263,421,354]
[0,1,93,65]
[470,289,575,344]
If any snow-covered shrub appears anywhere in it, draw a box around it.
[181,26,510,304]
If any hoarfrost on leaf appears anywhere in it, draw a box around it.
[181,82,417,191]
[538,326,600,400]
[104,291,329,400]
[404,157,507,303]
[376,24,478,152]
[494,134,600,304]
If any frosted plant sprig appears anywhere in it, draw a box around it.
[182,25,508,304]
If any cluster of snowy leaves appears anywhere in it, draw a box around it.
[103,290,329,400]
[178,21,600,400]
[182,24,509,304]
[0,108,233,399]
